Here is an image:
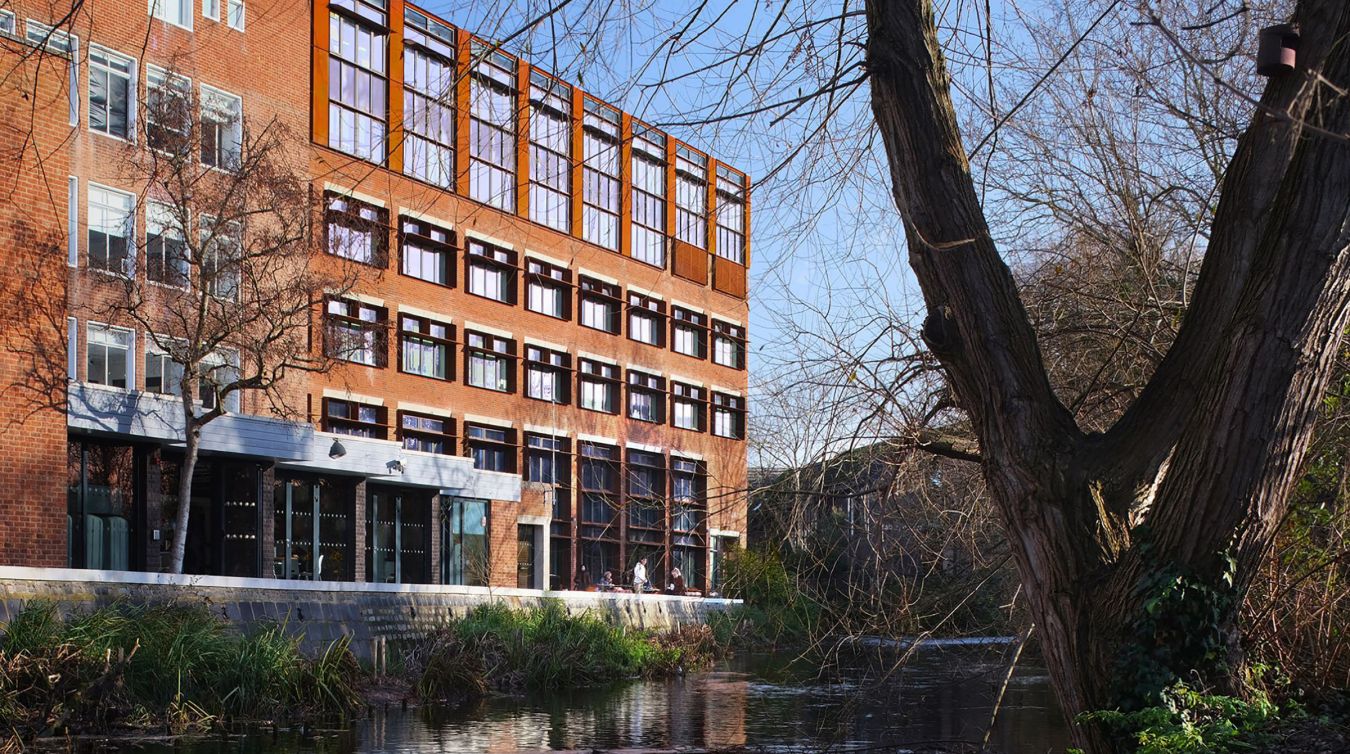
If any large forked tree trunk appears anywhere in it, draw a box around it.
[863,1,1350,751]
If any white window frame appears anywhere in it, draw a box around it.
[226,0,244,30]
[88,183,135,277]
[149,0,193,29]
[0,10,16,36]
[468,261,510,303]
[200,84,243,170]
[202,0,220,22]
[86,323,135,389]
[88,44,137,142]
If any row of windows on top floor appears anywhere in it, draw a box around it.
[324,0,749,267]
[324,194,748,369]
[3,3,244,50]
[10,15,247,167]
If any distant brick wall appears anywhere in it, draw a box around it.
[0,567,736,661]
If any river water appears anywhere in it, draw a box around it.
[102,643,1068,753]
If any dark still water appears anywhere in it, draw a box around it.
[104,644,1068,753]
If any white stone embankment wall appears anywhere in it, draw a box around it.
[0,567,739,661]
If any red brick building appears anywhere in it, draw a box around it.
[0,0,749,593]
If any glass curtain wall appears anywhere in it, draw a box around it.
[366,487,432,583]
[274,477,352,581]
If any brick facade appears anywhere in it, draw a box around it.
[0,0,749,591]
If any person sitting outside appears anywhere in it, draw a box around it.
[667,567,687,596]
[597,570,616,592]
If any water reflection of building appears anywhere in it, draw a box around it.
[1,0,750,594]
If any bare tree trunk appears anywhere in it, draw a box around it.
[171,399,200,575]
[863,0,1350,751]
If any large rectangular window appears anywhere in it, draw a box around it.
[578,358,619,414]
[89,45,133,140]
[579,442,620,583]
[399,215,453,286]
[146,343,239,412]
[525,433,570,486]
[712,392,746,439]
[528,72,571,232]
[145,66,191,153]
[465,330,514,392]
[87,324,133,388]
[671,457,708,592]
[367,488,432,584]
[402,9,455,189]
[626,450,666,569]
[398,410,455,454]
[711,319,746,369]
[323,396,387,438]
[398,313,452,380]
[671,382,706,432]
[627,292,666,347]
[442,496,489,586]
[716,165,747,264]
[465,423,516,472]
[526,258,570,319]
[325,192,388,267]
[146,201,188,287]
[88,184,134,276]
[200,216,242,301]
[671,307,707,359]
[328,0,388,163]
[200,85,243,170]
[675,145,708,249]
[468,43,517,212]
[627,369,665,424]
[150,0,192,28]
[524,344,570,404]
[581,98,620,251]
[325,297,387,367]
[466,237,517,303]
[631,125,666,267]
[578,276,621,333]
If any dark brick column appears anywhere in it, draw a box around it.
[429,493,442,584]
[259,464,276,579]
[352,478,367,582]
[142,447,163,572]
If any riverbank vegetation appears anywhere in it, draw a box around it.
[0,601,362,750]
[409,601,724,706]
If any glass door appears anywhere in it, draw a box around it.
[441,497,489,586]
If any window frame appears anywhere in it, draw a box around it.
[200,84,243,171]
[88,44,135,142]
[525,257,572,320]
[711,319,747,369]
[398,215,455,287]
[464,422,517,473]
[145,65,192,155]
[325,296,389,368]
[626,291,666,348]
[630,124,667,268]
[397,410,456,455]
[524,432,571,486]
[468,42,518,212]
[626,369,666,424]
[711,391,746,439]
[87,183,135,277]
[523,344,571,405]
[402,8,456,189]
[149,0,193,31]
[670,306,708,359]
[625,449,666,539]
[577,358,619,414]
[324,192,389,267]
[327,1,389,163]
[465,237,518,304]
[581,97,621,251]
[323,396,388,439]
[85,322,134,389]
[145,200,189,288]
[397,312,454,381]
[715,164,747,265]
[578,276,621,334]
[670,381,707,432]
[674,144,708,249]
[528,71,572,232]
[464,329,516,392]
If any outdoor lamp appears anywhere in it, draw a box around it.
[329,439,347,459]
[1257,24,1299,77]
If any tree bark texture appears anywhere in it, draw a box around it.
[864,1,1350,751]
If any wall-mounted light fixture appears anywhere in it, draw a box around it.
[329,439,347,459]
[1257,24,1299,77]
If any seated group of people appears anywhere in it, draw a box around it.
[591,557,689,595]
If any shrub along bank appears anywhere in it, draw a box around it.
[0,601,363,748]
[409,601,725,706]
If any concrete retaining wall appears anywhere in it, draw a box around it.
[0,567,738,661]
